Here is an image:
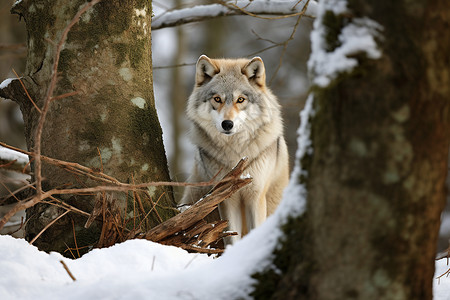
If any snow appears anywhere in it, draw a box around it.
[0,78,14,89]
[12,0,23,8]
[1,233,450,299]
[435,260,450,300]
[240,173,252,179]
[152,0,318,30]
[0,217,279,299]
[308,0,382,87]
[0,146,29,165]
[277,94,313,220]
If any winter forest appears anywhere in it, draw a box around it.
[0,0,450,299]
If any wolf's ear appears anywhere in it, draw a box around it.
[195,55,218,87]
[243,57,266,87]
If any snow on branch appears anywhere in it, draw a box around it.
[152,0,318,30]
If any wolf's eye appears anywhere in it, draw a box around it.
[214,96,222,103]
[237,97,246,103]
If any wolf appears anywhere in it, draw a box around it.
[180,55,289,244]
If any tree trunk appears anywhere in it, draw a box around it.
[168,0,187,180]
[252,1,450,299]
[0,0,176,255]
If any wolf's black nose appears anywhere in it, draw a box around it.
[222,120,234,131]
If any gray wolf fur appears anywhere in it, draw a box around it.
[180,55,289,244]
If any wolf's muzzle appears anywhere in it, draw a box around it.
[221,120,234,131]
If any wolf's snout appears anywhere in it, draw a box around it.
[221,120,234,131]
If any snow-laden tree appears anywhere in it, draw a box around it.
[250,1,450,299]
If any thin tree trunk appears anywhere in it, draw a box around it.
[169,0,187,180]
[252,1,450,299]
[1,0,176,255]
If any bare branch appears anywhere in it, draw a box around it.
[11,69,41,113]
[29,210,70,245]
[60,260,77,281]
[0,43,26,51]
[269,0,310,84]
[152,0,317,30]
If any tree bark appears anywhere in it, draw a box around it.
[252,1,450,299]
[1,0,176,255]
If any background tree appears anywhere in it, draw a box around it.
[0,0,176,255]
[251,0,450,299]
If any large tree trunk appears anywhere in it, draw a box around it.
[0,0,176,255]
[252,1,450,299]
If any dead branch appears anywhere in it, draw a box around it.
[11,69,41,113]
[0,43,26,51]
[29,210,70,244]
[0,141,222,189]
[0,144,223,231]
[137,158,251,253]
[60,260,76,281]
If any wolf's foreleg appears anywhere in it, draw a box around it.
[245,193,267,232]
[218,196,242,245]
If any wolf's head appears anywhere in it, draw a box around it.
[187,55,278,137]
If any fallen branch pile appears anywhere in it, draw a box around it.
[137,158,251,254]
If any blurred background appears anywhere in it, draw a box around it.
[0,0,449,253]
[151,1,312,196]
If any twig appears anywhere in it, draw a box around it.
[0,141,222,188]
[50,91,79,102]
[60,260,77,281]
[29,210,70,244]
[11,68,41,113]
[0,180,36,205]
[0,43,26,51]
[178,244,224,254]
[153,62,196,70]
[45,196,91,217]
[219,0,308,20]
[64,242,76,259]
[269,0,310,85]
[6,216,25,236]
[71,218,81,258]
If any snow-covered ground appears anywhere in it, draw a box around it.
[0,234,450,299]
[0,189,292,300]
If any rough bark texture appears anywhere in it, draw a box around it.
[1,0,176,255]
[252,1,450,299]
